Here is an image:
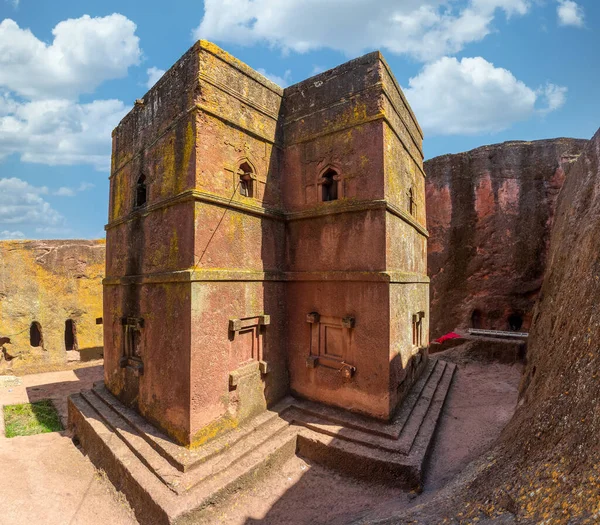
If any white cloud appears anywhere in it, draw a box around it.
[146,67,166,89]
[404,56,566,136]
[0,178,65,228]
[557,0,584,27]
[194,0,533,61]
[0,96,128,170]
[0,15,141,99]
[0,14,140,171]
[256,68,292,87]
[54,187,76,197]
[78,182,95,191]
[52,181,96,197]
[539,83,568,113]
[0,230,25,239]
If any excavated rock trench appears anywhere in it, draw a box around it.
[5,134,598,524]
[426,138,587,339]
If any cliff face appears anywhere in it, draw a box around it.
[465,129,600,522]
[0,240,105,373]
[425,138,588,338]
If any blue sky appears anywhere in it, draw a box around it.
[0,0,597,240]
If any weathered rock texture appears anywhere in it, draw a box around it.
[455,127,600,523]
[425,138,588,338]
[0,240,104,374]
[103,41,429,447]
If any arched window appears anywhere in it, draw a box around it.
[321,168,338,202]
[134,174,147,208]
[238,162,254,198]
[30,322,43,348]
[64,319,78,351]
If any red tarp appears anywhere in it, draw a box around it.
[434,332,461,344]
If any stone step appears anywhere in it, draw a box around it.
[395,360,448,454]
[284,359,453,456]
[68,359,457,520]
[69,393,176,524]
[91,382,287,473]
[295,362,456,491]
[296,426,421,488]
[69,392,298,525]
[175,427,298,522]
[279,359,438,441]
[83,388,292,495]
[80,390,184,493]
[390,358,438,436]
[283,407,406,454]
[178,416,291,493]
[409,361,456,459]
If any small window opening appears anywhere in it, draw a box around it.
[508,313,523,332]
[30,321,43,348]
[321,169,338,202]
[408,187,416,216]
[122,317,144,355]
[64,319,78,351]
[238,162,254,198]
[471,309,482,329]
[135,174,147,208]
[412,311,425,347]
[96,317,103,325]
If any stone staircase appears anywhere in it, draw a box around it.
[68,358,455,524]
[284,358,456,486]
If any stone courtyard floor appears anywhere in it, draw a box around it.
[0,350,522,525]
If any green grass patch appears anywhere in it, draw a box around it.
[3,399,63,437]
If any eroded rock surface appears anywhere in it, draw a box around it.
[0,240,104,374]
[467,127,600,522]
[425,138,588,338]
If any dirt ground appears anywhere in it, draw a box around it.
[0,350,523,525]
[196,350,523,525]
[0,364,136,525]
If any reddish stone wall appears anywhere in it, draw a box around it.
[425,139,587,338]
[465,128,600,522]
[105,41,428,446]
[188,45,286,443]
[282,52,428,419]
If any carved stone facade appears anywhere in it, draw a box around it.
[103,41,428,447]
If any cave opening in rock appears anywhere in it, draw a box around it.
[30,321,43,348]
[64,319,78,351]
[471,309,483,329]
[508,313,523,331]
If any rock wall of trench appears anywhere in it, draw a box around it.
[0,240,105,374]
[425,138,588,338]
[463,128,600,522]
